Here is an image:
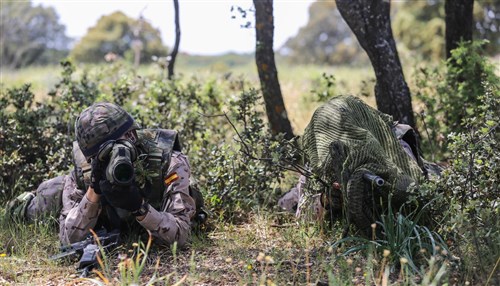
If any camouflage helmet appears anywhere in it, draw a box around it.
[75,102,139,158]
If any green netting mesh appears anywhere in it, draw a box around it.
[301,95,424,235]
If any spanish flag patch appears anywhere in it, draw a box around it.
[164,173,179,186]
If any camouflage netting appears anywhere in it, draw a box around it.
[301,95,424,235]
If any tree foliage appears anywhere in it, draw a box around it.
[474,0,500,55]
[284,1,500,65]
[281,1,367,65]
[415,40,500,159]
[393,0,500,61]
[392,1,445,61]
[70,11,167,64]
[0,0,70,69]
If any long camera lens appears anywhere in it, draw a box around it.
[106,143,135,186]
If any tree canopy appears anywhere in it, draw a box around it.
[280,1,367,65]
[0,0,70,69]
[283,1,499,64]
[70,11,168,64]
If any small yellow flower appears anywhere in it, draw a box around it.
[383,249,391,257]
[267,279,276,286]
[0,253,6,257]
[247,264,253,270]
[256,252,265,262]
[265,256,274,264]
[346,258,353,266]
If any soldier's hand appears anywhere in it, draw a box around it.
[90,158,105,194]
[99,180,143,212]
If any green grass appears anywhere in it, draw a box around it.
[0,209,475,285]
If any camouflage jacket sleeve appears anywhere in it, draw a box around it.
[137,151,196,247]
[59,173,102,244]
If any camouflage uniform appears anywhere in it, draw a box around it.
[59,149,196,246]
[11,103,198,248]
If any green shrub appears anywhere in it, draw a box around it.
[0,60,105,201]
[435,86,498,283]
[0,60,293,223]
[0,85,68,201]
[415,40,499,160]
[415,81,499,284]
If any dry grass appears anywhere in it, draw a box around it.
[1,61,376,136]
[0,212,357,285]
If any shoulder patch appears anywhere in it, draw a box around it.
[164,173,179,186]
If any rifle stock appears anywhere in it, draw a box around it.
[50,229,120,277]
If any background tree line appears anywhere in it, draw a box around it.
[282,0,499,65]
[3,0,498,69]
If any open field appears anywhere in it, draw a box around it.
[1,56,375,133]
[1,53,498,285]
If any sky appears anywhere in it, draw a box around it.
[32,0,315,55]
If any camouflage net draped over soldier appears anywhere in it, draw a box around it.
[298,95,436,236]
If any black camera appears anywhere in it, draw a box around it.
[97,140,137,186]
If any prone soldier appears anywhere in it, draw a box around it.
[9,102,205,247]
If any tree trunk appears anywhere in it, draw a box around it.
[445,0,474,59]
[253,0,294,139]
[336,0,415,128]
[168,0,181,80]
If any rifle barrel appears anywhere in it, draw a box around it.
[363,173,385,186]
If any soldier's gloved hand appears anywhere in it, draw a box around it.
[90,158,105,194]
[99,180,143,212]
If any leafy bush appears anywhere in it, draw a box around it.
[0,84,67,200]
[0,59,293,223]
[0,60,103,201]
[415,40,499,160]
[429,86,499,283]
[415,44,499,283]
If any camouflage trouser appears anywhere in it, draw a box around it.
[278,175,325,221]
[8,175,66,222]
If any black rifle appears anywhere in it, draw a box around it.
[50,229,120,277]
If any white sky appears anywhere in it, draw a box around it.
[32,0,315,55]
